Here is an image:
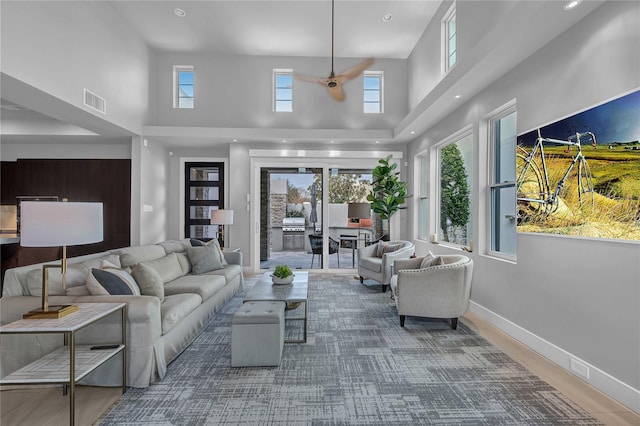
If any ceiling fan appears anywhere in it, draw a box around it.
[296,0,374,102]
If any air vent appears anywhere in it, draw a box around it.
[83,88,106,114]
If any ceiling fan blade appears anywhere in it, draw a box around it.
[328,84,345,102]
[338,57,375,81]
[294,73,327,86]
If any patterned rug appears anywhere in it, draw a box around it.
[98,274,601,425]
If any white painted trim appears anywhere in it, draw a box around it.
[249,149,403,159]
[469,301,640,414]
[179,157,229,240]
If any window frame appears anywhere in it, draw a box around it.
[442,3,457,74]
[273,69,293,112]
[433,127,473,249]
[173,65,194,109]
[487,105,517,259]
[416,150,429,241]
[363,71,384,114]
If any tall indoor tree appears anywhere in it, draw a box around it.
[367,155,411,240]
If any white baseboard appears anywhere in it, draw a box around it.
[469,301,640,414]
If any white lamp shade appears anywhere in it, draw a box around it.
[210,209,234,225]
[20,202,104,247]
[347,202,371,219]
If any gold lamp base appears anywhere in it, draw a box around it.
[23,304,79,319]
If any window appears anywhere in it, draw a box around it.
[489,109,517,256]
[174,66,194,109]
[363,71,383,113]
[443,4,457,72]
[417,152,429,240]
[273,69,293,112]
[184,162,225,243]
[437,131,472,247]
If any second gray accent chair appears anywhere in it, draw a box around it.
[357,240,415,292]
[390,254,473,330]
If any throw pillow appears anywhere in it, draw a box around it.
[190,238,204,247]
[375,241,402,257]
[206,238,228,266]
[139,253,185,284]
[420,255,444,269]
[87,268,140,296]
[131,263,165,301]
[187,245,224,274]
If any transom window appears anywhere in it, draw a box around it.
[173,66,194,109]
[443,4,457,72]
[273,69,293,112]
[363,71,383,113]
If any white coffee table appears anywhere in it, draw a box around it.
[243,271,308,343]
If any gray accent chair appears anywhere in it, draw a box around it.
[390,254,473,329]
[356,240,414,292]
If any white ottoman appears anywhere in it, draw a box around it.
[231,301,286,367]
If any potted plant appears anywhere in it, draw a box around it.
[271,265,294,285]
[366,155,411,241]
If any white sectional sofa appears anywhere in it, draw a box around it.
[0,239,243,388]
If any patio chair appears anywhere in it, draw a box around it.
[309,234,340,268]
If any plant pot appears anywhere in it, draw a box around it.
[271,274,294,285]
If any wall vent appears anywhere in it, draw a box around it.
[83,88,107,114]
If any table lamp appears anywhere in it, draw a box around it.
[210,209,234,249]
[347,202,371,245]
[20,201,103,319]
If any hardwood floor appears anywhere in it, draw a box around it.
[2,311,638,425]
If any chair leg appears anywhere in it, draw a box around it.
[310,254,315,269]
[400,315,405,327]
[381,284,387,293]
[359,276,364,284]
[451,318,458,330]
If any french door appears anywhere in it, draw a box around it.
[184,162,225,243]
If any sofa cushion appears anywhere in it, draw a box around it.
[204,264,242,284]
[164,274,226,302]
[140,253,185,284]
[131,262,165,301]
[161,293,203,335]
[87,268,140,296]
[187,245,224,274]
[359,256,382,273]
[114,245,166,268]
[206,238,228,266]
[158,240,189,255]
[26,263,88,296]
[175,252,192,275]
[80,254,122,271]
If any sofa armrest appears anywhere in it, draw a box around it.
[223,250,242,266]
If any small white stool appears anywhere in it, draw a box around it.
[231,301,286,367]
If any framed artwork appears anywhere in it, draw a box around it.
[516,90,639,241]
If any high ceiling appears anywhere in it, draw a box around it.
[108,1,441,59]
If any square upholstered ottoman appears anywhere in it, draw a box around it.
[231,301,286,367]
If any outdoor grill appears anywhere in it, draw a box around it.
[282,217,306,251]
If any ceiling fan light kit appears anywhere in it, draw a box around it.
[296,0,374,102]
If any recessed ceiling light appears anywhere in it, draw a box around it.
[382,13,393,22]
[563,0,581,10]
[330,140,335,144]
[282,140,287,143]
[232,139,237,142]
[410,131,415,135]
[174,8,186,17]
[375,141,380,144]
[454,94,462,99]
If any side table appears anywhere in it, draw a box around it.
[0,302,127,425]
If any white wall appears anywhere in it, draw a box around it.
[408,0,639,410]
[151,54,407,131]
[0,1,150,135]
[139,138,169,245]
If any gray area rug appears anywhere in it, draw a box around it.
[98,274,601,425]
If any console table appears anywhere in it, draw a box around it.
[0,302,127,425]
